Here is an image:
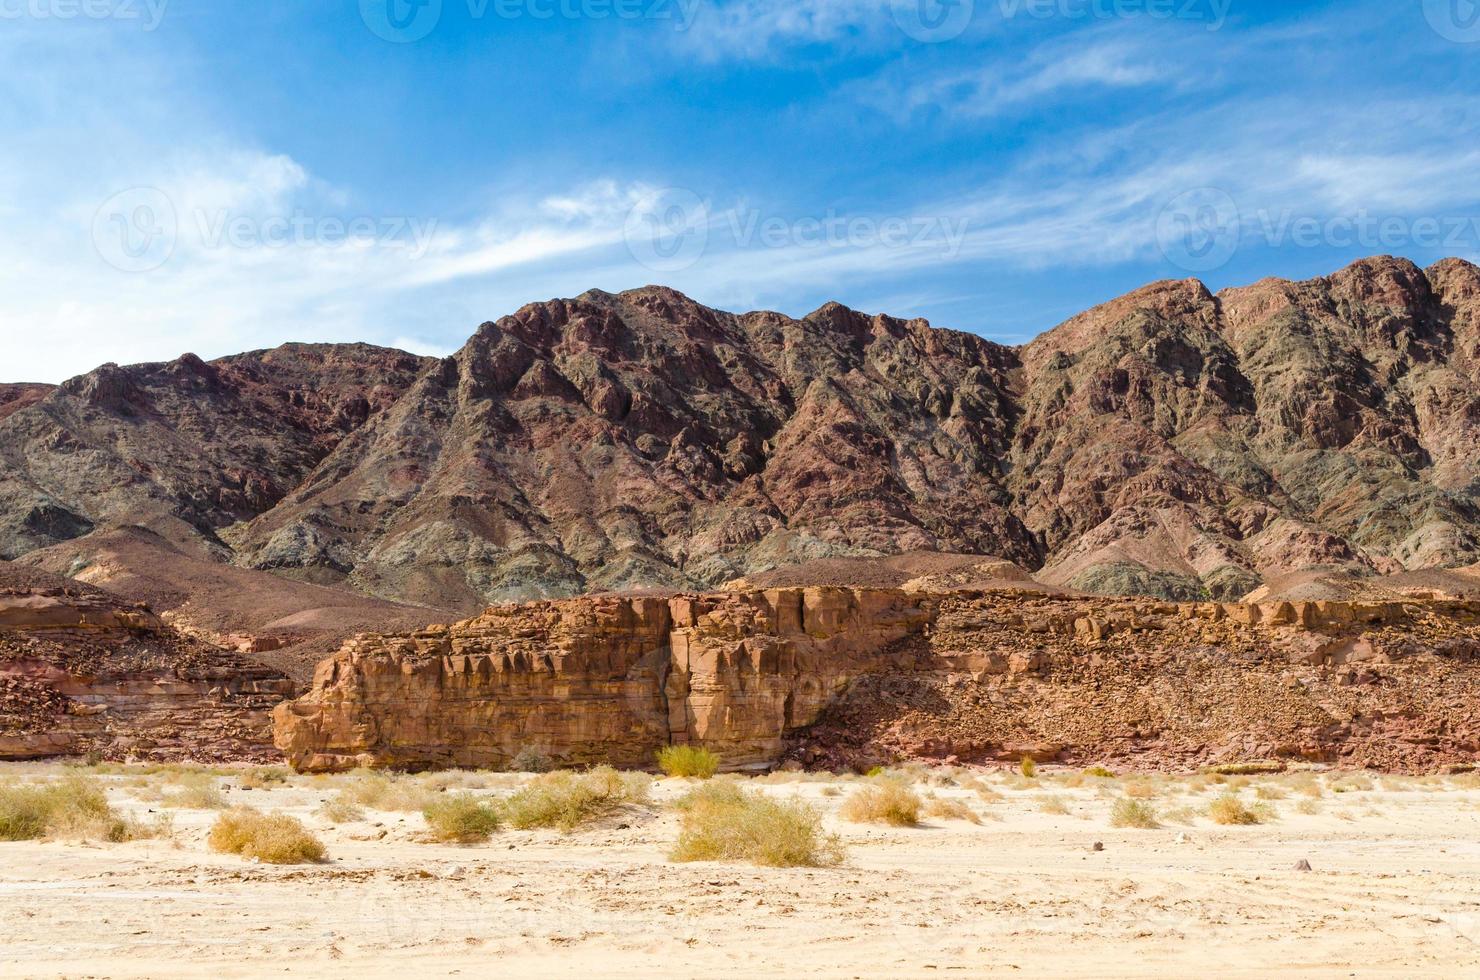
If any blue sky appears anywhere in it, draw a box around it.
[3,0,1479,382]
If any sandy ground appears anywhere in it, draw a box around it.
[3,764,1480,978]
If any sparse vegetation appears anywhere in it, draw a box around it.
[1083,766,1116,778]
[510,747,553,774]
[839,779,922,826]
[207,808,326,864]
[1037,795,1071,815]
[161,773,226,809]
[316,798,365,824]
[422,793,501,842]
[1122,780,1158,800]
[238,767,292,790]
[670,783,844,868]
[1019,757,1037,778]
[656,745,720,779]
[1295,798,1322,815]
[0,775,168,842]
[1207,792,1270,825]
[1110,797,1159,829]
[1207,761,1285,776]
[924,796,981,824]
[340,771,435,812]
[503,766,651,832]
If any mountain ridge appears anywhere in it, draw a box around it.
[4,255,1477,611]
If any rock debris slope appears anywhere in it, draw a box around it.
[3,256,1479,606]
[274,586,1480,773]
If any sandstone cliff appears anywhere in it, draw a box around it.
[0,561,294,762]
[274,586,1480,774]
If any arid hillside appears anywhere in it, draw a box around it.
[3,256,1478,609]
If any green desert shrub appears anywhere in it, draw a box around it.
[1110,797,1159,829]
[1083,766,1116,778]
[1019,757,1037,778]
[656,745,720,779]
[422,793,501,843]
[208,808,326,864]
[1206,761,1285,776]
[503,766,651,832]
[670,783,843,867]
[839,779,922,827]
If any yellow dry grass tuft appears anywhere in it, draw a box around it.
[656,745,721,779]
[839,779,922,826]
[0,774,169,842]
[670,783,843,867]
[207,808,326,864]
[1110,797,1159,829]
[923,796,981,824]
[422,793,501,842]
[503,766,651,832]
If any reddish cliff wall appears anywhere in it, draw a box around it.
[275,588,1480,773]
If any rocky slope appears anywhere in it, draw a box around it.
[0,560,294,762]
[274,585,1480,774]
[3,256,1479,606]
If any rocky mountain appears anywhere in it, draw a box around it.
[3,255,1478,608]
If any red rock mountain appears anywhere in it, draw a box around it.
[3,256,1478,610]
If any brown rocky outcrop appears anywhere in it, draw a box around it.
[274,586,1480,774]
[0,561,294,762]
[4,257,1480,611]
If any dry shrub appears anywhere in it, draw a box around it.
[1110,797,1159,829]
[316,798,365,824]
[422,793,501,842]
[161,773,226,810]
[1019,757,1037,778]
[1207,761,1285,776]
[208,808,326,864]
[341,771,435,812]
[821,786,842,797]
[503,766,650,832]
[670,783,843,867]
[1037,795,1071,815]
[973,785,1005,804]
[923,796,981,824]
[656,745,720,779]
[1207,793,1270,825]
[1122,780,1158,800]
[0,775,167,842]
[1254,784,1287,801]
[1084,766,1116,779]
[1162,805,1198,825]
[238,767,292,790]
[1331,774,1374,794]
[509,748,553,774]
[839,780,922,827]
[1295,798,1322,815]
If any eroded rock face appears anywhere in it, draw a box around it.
[5,257,1480,608]
[274,587,1480,773]
[0,562,295,762]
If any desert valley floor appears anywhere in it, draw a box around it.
[3,762,1479,978]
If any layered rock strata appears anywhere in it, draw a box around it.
[0,563,295,761]
[274,587,1480,773]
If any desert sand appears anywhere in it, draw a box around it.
[2,763,1479,978]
